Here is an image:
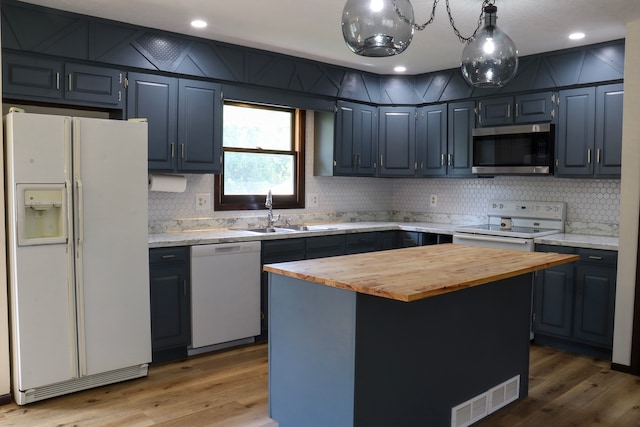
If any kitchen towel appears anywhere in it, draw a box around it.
[148,173,187,192]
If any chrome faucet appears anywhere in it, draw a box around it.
[265,190,280,229]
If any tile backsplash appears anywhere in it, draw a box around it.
[148,173,619,236]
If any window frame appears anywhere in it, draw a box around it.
[214,102,305,211]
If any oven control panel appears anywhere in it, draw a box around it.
[487,200,566,220]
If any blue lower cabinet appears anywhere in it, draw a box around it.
[149,246,191,363]
[534,245,617,358]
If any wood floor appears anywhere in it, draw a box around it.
[1,343,640,426]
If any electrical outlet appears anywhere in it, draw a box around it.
[430,194,437,207]
[195,193,211,211]
[307,193,318,208]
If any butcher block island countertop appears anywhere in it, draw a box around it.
[263,243,579,302]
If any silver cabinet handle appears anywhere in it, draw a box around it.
[441,154,445,166]
[589,255,603,260]
[68,74,73,91]
[448,154,452,166]
[380,155,383,167]
[587,149,592,164]
[170,143,175,158]
[597,148,602,164]
[181,143,185,159]
[56,72,60,90]
[507,104,512,118]
[161,254,175,259]
[515,103,519,117]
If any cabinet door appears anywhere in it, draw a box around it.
[345,232,378,254]
[515,92,555,123]
[65,63,124,107]
[127,72,178,171]
[376,231,398,251]
[595,84,623,177]
[556,87,595,176]
[178,79,223,173]
[149,246,190,362]
[305,235,346,259]
[334,101,377,176]
[574,250,617,348]
[416,104,447,177]
[2,51,62,100]
[378,106,416,177]
[260,239,306,339]
[533,264,574,338]
[447,101,475,177]
[478,96,513,126]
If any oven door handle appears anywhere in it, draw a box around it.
[454,234,530,245]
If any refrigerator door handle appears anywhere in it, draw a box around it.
[76,178,84,248]
[65,180,73,247]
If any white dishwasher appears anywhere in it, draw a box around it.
[189,241,261,354]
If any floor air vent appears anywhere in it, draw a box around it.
[451,375,520,427]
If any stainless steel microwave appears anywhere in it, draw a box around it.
[472,123,555,175]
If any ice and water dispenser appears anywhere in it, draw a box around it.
[17,184,67,246]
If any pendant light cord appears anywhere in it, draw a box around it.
[395,0,495,42]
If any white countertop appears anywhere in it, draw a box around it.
[533,233,619,251]
[149,222,619,251]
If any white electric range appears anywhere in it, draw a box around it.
[453,200,566,252]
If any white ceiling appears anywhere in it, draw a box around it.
[16,0,640,75]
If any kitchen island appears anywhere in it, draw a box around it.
[264,244,578,427]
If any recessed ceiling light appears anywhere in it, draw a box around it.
[394,66,407,73]
[191,19,207,29]
[569,32,585,40]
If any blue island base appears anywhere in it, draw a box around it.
[268,273,532,427]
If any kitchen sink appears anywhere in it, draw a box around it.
[239,225,339,233]
[242,227,293,234]
[280,225,340,231]
[279,225,310,231]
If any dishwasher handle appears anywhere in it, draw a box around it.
[191,241,261,258]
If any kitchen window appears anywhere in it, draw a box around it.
[214,102,305,211]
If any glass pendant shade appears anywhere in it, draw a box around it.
[341,0,415,57]
[460,5,518,87]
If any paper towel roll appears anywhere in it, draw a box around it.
[148,173,187,192]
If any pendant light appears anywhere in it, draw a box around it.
[341,0,415,56]
[340,0,518,88]
[460,4,518,87]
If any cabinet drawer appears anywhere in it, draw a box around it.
[149,246,189,264]
[262,239,306,263]
[577,248,617,266]
[535,244,576,255]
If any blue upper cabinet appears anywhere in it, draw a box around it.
[594,84,624,177]
[127,73,223,173]
[127,73,179,171]
[378,106,416,177]
[334,101,378,177]
[556,84,623,178]
[2,51,125,109]
[416,104,447,177]
[556,87,595,176]
[447,101,475,177]
[177,79,223,173]
[477,92,556,126]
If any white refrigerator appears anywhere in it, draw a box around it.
[4,111,151,405]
